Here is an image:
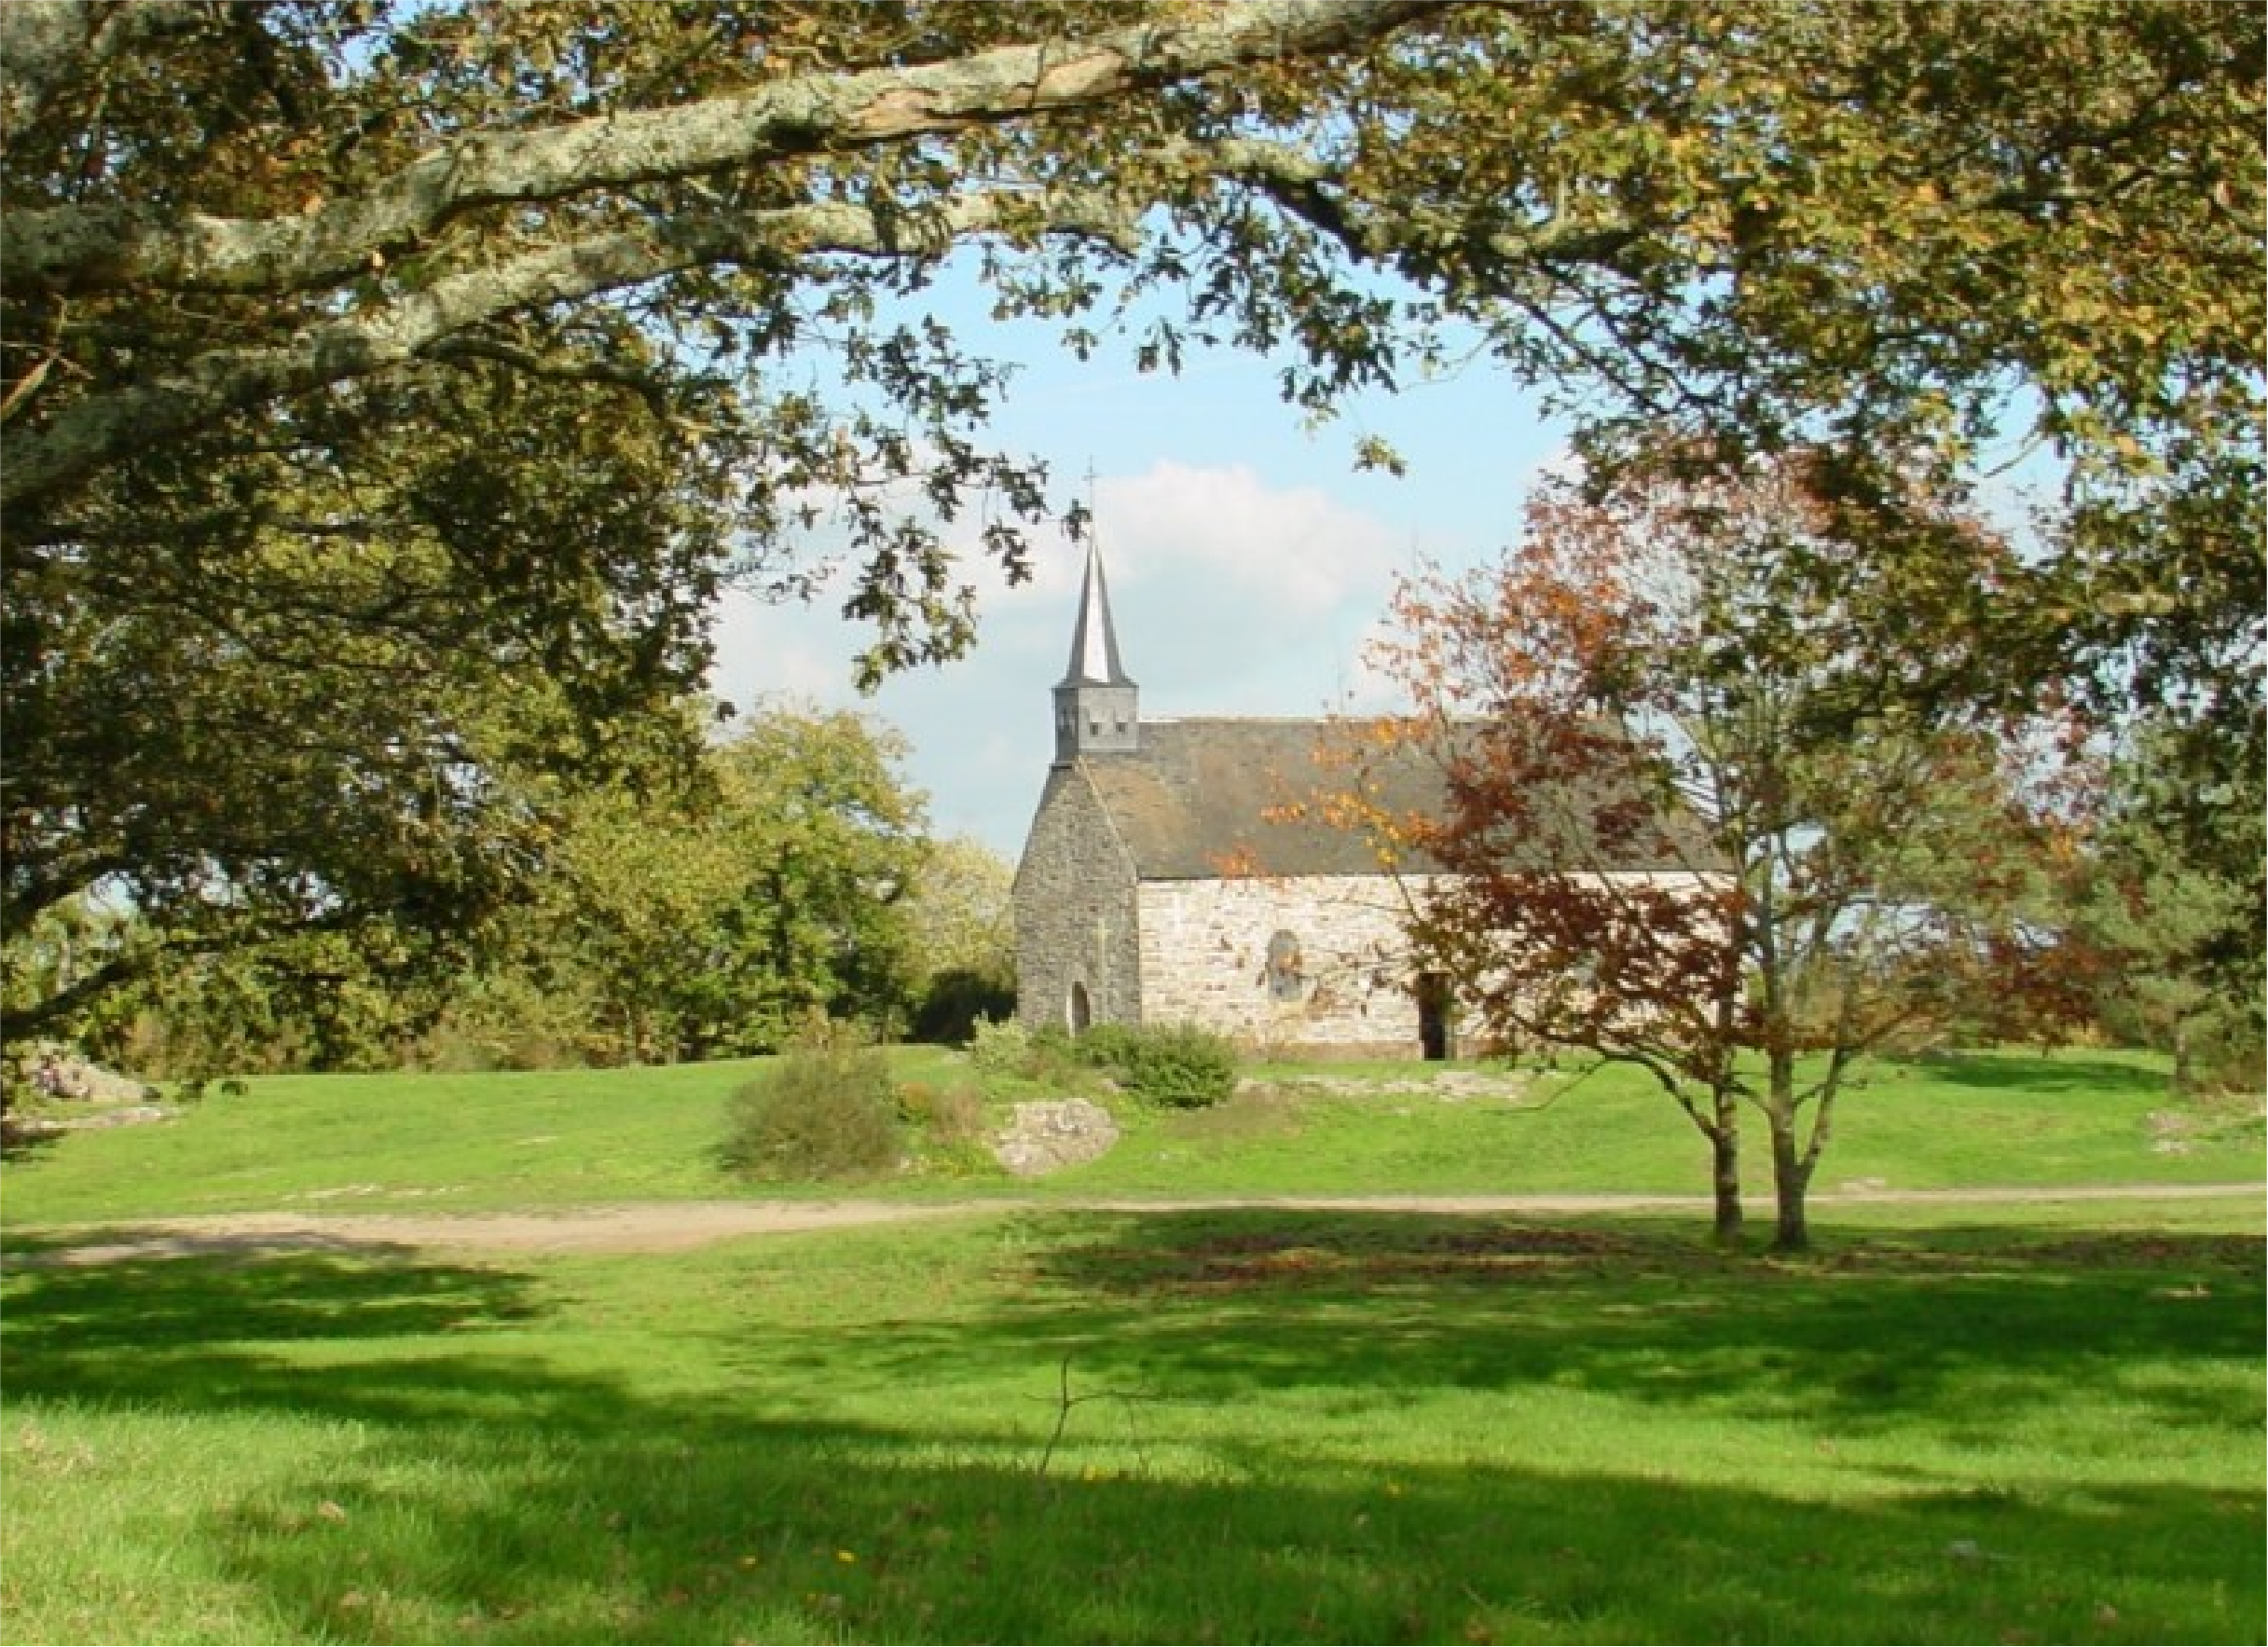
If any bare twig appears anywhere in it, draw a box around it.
[1030,1352,1174,1481]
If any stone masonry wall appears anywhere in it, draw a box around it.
[1134,874,1452,1056]
[1012,765,1142,1034]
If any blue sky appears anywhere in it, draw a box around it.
[708,258,1573,858]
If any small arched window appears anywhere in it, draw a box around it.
[1067,981,1093,1034]
[1262,929,1305,1001]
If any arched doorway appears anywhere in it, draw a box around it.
[1067,981,1093,1035]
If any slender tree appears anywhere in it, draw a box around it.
[1355,455,2083,1250]
[2075,721,2264,1093]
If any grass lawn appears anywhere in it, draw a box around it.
[1066,1048,2264,1199]
[1,1047,2260,1642]
[0,1059,768,1223]
[1,1046,2258,1225]
[3,1201,2261,1644]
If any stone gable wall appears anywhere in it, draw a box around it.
[1012,765,1142,1034]
[1134,873,1452,1056]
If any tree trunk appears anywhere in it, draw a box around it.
[1759,1041,1815,1252]
[1710,1094,1744,1246]
[1768,1109,1810,1253]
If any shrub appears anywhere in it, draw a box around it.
[720,1020,902,1181]
[968,1015,1034,1080]
[1066,1023,1139,1072]
[1022,1024,1089,1084]
[1071,1022,1240,1109]
[895,1078,985,1138]
[969,1015,1090,1090]
[936,1082,988,1144]
[969,1015,1238,1106]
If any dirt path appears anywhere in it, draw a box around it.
[11,1183,2261,1266]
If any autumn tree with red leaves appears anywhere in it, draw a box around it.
[1346,455,2083,1251]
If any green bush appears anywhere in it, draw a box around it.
[1024,1024,1091,1083]
[1069,1022,1240,1109]
[968,1015,1238,1107]
[720,1021,902,1181]
[1065,1023,1138,1071]
[968,1015,1035,1079]
[969,1016,1088,1090]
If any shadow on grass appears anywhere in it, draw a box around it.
[0,1247,575,1437]
[733,1210,2265,1446]
[1894,1052,2172,1098]
[1,1215,2261,1643]
[186,1435,2268,1645]
[0,1119,65,1163]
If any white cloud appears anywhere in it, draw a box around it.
[1102,460,1403,616]
[1084,460,1413,717]
[706,460,1466,855]
[708,605,859,706]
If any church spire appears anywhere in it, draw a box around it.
[1059,536,1133,689]
[1052,535,1139,763]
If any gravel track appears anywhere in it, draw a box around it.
[10,1183,2261,1265]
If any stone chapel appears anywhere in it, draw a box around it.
[1010,540,1478,1059]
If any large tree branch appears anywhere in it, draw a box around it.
[0,947,160,1045]
[2,851,135,946]
[0,0,205,148]
[1,187,1142,507]
[5,0,1435,297]
[1202,133,1648,281]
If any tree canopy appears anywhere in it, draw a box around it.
[1350,455,2094,1249]
[5,0,2257,1045]
[494,704,928,1064]
[51,703,933,1076]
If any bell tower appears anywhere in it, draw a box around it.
[1052,536,1139,764]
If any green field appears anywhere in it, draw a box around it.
[2,1050,2261,1644]
[2,1046,2259,1223]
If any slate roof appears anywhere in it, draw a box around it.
[1076,718,1448,880]
[1076,716,1723,883]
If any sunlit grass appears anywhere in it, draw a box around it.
[2,1045,2254,1228]
[1050,1045,2259,1198]
[4,1202,2261,1644]
[2,1043,2259,1640]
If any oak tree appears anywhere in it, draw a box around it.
[1,0,1439,1045]
[6,1,2254,1049]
